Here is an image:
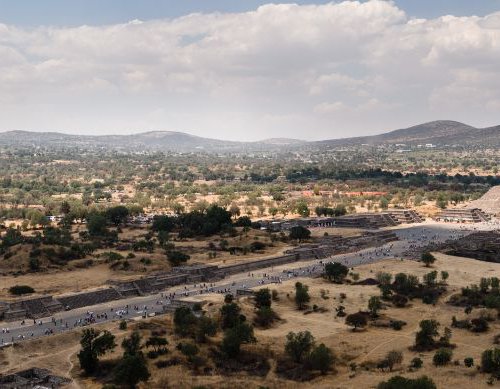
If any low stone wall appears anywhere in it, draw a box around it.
[216,254,299,277]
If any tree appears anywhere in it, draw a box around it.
[368,296,382,318]
[377,272,394,298]
[106,206,129,226]
[377,376,436,389]
[433,348,452,366]
[414,319,440,350]
[481,348,500,376]
[254,288,272,308]
[285,331,315,363]
[122,331,143,357]
[436,192,448,209]
[345,312,368,331]
[157,230,170,248]
[254,306,276,328]
[60,200,71,215]
[196,316,218,343]
[423,271,438,286]
[379,197,389,210]
[114,354,150,388]
[234,216,252,227]
[480,277,491,293]
[295,201,310,217]
[220,302,244,329]
[307,343,335,374]
[114,331,149,388]
[421,252,436,267]
[152,215,176,232]
[221,322,256,358]
[377,272,393,286]
[385,350,403,371]
[294,282,310,310]
[440,271,449,283]
[289,226,311,242]
[77,329,116,375]
[86,213,108,237]
[324,262,349,283]
[174,306,197,336]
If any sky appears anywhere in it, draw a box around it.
[0,0,499,141]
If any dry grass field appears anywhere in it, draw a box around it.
[1,251,499,388]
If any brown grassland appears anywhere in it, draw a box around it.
[1,252,499,388]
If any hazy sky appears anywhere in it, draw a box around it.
[0,0,499,140]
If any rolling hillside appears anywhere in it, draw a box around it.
[0,120,498,152]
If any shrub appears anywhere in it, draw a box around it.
[29,257,41,271]
[254,306,277,328]
[9,285,35,295]
[250,241,266,252]
[470,317,489,333]
[306,343,335,374]
[377,375,436,389]
[254,288,272,308]
[392,294,408,308]
[481,348,500,377]
[155,360,169,369]
[147,350,159,359]
[384,350,403,371]
[414,319,440,350]
[294,282,310,310]
[368,296,382,317]
[119,320,127,330]
[464,357,474,367]
[391,320,406,331]
[324,262,349,283]
[411,357,423,369]
[421,252,436,267]
[166,251,190,266]
[433,348,452,366]
[285,331,315,363]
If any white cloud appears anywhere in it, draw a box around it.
[0,1,499,140]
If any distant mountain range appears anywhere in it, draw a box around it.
[313,120,500,147]
[0,120,498,152]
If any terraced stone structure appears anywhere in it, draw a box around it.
[435,208,490,223]
[0,367,71,389]
[387,209,425,223]
[258,210,424,231]
[289,230,399,260]
[440,231,500,263]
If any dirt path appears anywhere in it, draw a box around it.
[64,345,82,389]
